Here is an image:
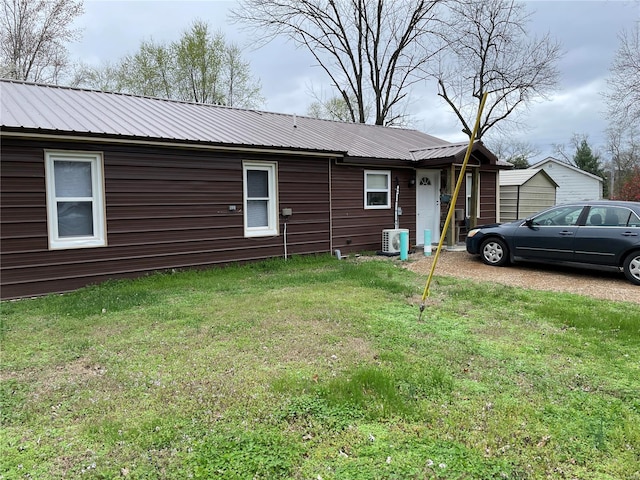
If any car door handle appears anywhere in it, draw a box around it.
[559,230,574,236]
[622,231,638,236]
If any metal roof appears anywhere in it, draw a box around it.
[1,80,458,161]
[500,168,559,187]
[529,157,605,183]
[410,142,470,160]
[410,140,506,167]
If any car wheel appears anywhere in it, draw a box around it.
[623,251,640,286]
[480,238,509,266]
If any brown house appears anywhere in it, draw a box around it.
[1,80,506,299]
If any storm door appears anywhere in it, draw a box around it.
[415,170,441,245]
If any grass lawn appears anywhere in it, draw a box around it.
[1,255,639,479]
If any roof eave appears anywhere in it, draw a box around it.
[337,156,414,167]
[0,127,345,159]
[453,142,500,165]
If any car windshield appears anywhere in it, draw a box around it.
[530,205,584,226]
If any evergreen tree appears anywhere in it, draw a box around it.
[573,139,604,178]
[507,155,530,169]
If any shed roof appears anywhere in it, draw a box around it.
[500,168,559,187]
[1,80,489,163]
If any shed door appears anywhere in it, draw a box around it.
[416,170,441,245]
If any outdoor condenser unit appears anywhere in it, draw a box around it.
[382,228,409,254]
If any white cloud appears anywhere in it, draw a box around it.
[510,78,610,159]
[68,0,637,161]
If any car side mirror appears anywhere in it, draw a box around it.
[524,218,534,227]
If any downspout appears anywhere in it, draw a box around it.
[394,178,400,229]
[329,159,333,253]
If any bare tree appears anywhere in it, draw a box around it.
[553,133,599,165]
[605,21,640,129]
[485,136,540,168]
[224,43,264,108]
[605,124,640,199]
[0,0,83,83]
[433,0,562,140]
[602,21,640,198]
[307,95,360,122]
[231,0,443,126]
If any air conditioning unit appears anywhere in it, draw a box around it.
[382,228,409,254]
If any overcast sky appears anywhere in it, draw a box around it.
[69,0,639,162]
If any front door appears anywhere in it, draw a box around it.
[416,170,441,245]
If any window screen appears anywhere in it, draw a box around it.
[243,162,278,237]
[54,161,94,237]
[364,171,390,209]
[45,151,106,249]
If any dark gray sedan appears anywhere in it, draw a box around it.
[466,201,640,285]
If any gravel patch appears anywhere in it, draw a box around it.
[403,250,640,304]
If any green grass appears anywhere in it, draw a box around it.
[1,254,639,479]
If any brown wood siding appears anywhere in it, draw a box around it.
[1,139,331,299]
[450,169,498,241]
[453,171,497,223]
[479,171,497,224]
[331,163,416,253]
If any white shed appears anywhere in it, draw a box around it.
[528,157,603,204]
[499,169,558,221]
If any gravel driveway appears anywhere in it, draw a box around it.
[404,250,640,304]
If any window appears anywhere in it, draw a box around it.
[45,151,106,250]
[586,207,606,226]
[627,211,640,227]
[364,170,391,209]
[465,173,480,217]
[532,205,584,226]
[588,206,635,227]
[243,161,278,237]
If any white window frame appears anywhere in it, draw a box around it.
[364,170,391,209]
[45,151,107,250]
[465,173,480,218]
[243,161,278,237]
